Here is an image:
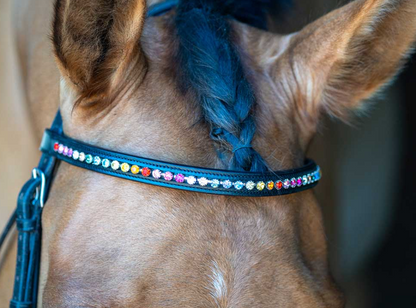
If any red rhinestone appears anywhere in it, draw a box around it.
[53,142,59,151]
[141,167,151,177]
[276,181,283,190]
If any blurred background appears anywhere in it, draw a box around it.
[0,0,415,307]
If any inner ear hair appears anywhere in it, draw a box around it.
[285,0,416,121]
[52,0,147,112]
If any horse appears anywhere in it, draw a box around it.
[1,0,415,306]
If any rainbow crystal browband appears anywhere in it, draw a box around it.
[40,124,321,197]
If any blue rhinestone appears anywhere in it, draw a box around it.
[102,159,110,168]
[234,181,244,190]
[93,156,101,166]
[211,179,220,188]
[222,180,232,189]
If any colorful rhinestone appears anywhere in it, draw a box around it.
[256,181,265,191]
[234,181,244,190]
[290,178,297,188]
[79,152,86,162]
[142,167,151,177]
[211,179,220,188]
[131,165,140,174]
[85,154,93,164]
[151,169,161,178]
[58,144,64,154]
[163,172,173,181]
[283,179,290,189]
[93,156,101,166]
[102,159,110,168]
[121,163,130,173]
[222,180,232,189]
[174,174,185,183]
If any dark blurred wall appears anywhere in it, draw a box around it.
[369,52,416,308]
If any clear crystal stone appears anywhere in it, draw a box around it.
[283,179,290,189]
[198,177,209,186]
[246,181,255,190]
[152,169,162,179]
[111,160,120,170]
[72,150,80,160]
[186,176,196,185]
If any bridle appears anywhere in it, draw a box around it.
[0,1,321,307]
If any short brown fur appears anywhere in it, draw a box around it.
[1,0,416,307]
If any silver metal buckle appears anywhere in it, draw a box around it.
[32,168,46,208]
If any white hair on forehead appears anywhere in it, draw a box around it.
[208,260,228,307]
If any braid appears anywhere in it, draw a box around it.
[176,0,269,172]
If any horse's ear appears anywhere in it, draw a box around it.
[277,0,416,121]
[52,0,146,106]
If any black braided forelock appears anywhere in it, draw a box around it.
[175,0,281,172]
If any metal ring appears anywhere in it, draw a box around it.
[32,168,46,208]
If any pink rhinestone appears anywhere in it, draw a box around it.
[63,146,69,156]
[164,172,173,181]
[68,148,73,158]
[297,177,302,187]
[152,169,162,179]
[58,144,64,154]
[290,178,297,188]
[175,174,185,183]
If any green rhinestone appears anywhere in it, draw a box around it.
[85,154,93,164]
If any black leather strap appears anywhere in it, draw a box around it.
[0,112,63,308]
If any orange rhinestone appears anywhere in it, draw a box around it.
[267,181,274,190]
[131,165,140,174]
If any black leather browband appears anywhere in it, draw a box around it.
[40,112,321,197]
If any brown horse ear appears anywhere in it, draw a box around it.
[278,0,416,121]
[52,0,146,107]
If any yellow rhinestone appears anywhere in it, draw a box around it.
[121,163,130,173]
[256,181,265,191]
[131,165,140,174]
[267,181,274,190]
